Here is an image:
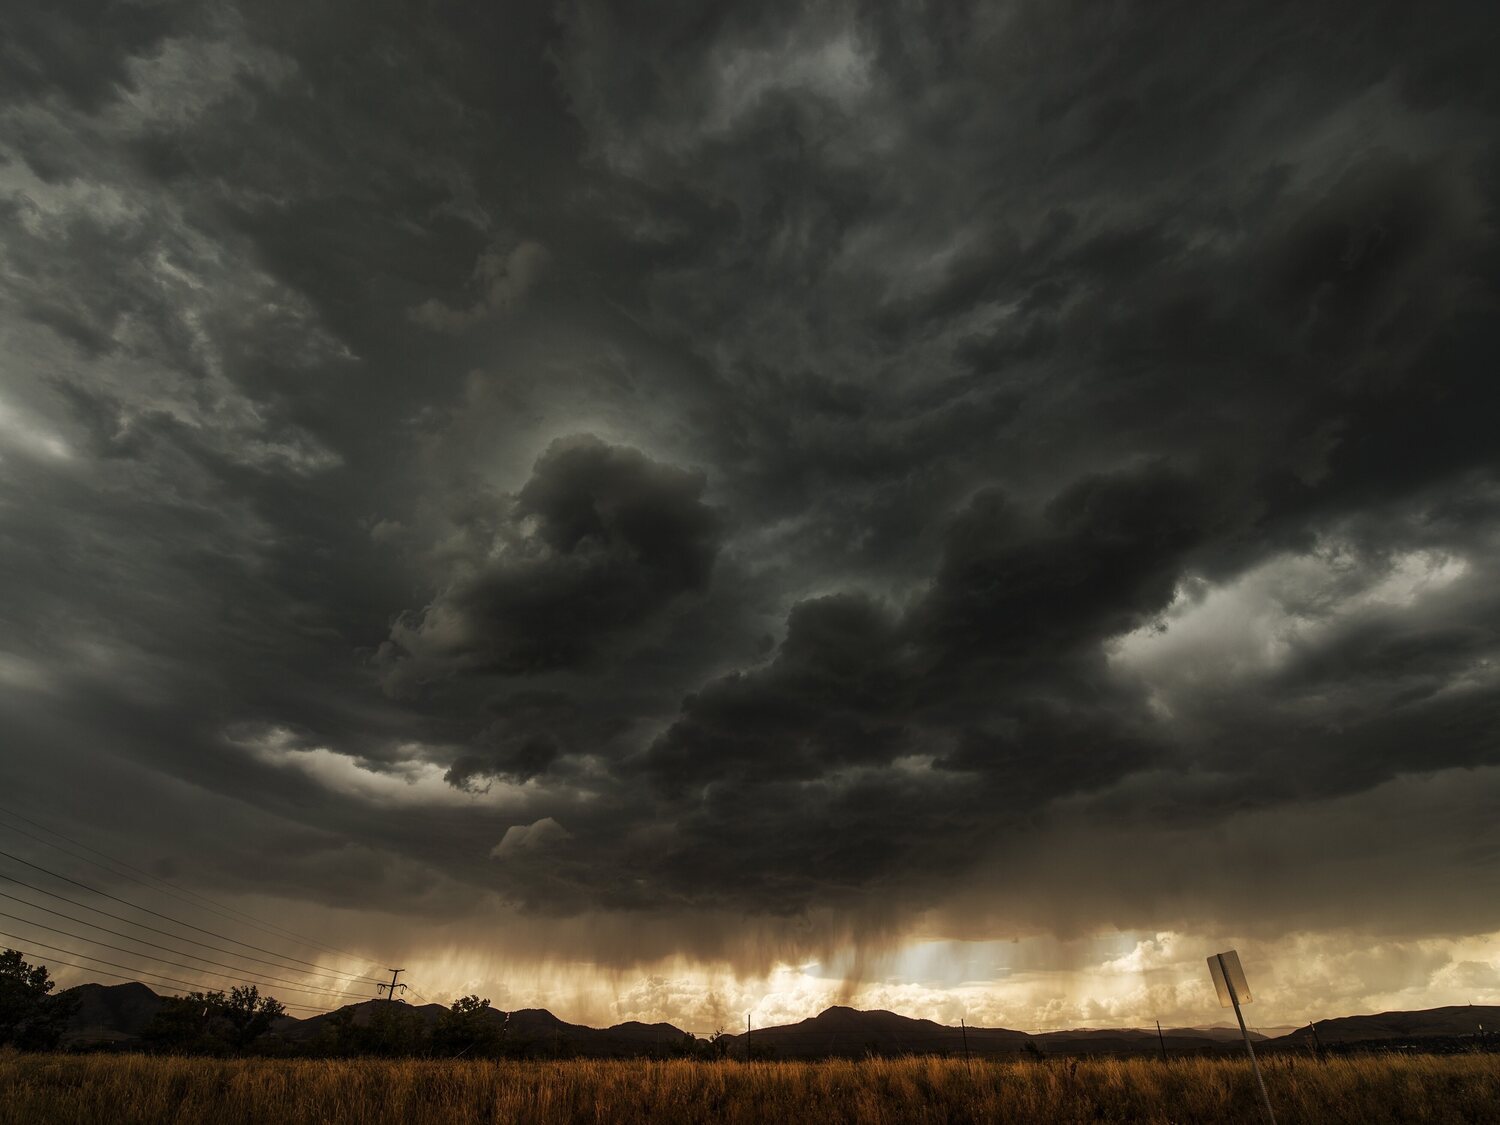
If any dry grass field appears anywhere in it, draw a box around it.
[1,1052,1496,1124]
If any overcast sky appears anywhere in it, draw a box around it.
[1,0,1497,1032]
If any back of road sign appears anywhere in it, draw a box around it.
[1208,949,1253,1007]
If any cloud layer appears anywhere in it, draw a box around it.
[0,0,1496,1021]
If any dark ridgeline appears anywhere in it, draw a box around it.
[50,983,1500,1060]
[720,1006,1265,1060]
[1278,1006,1500,1056]
[57,984,705,1058]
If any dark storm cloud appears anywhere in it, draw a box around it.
[382,435,723,684]
[622,461,1210,910]
[0,0,1497,961]
[913,465,1218,668]
[1,1,184,112]
[643,459,1214,793]
[642,592,911,790]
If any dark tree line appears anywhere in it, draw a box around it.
[141,986,287,1055]
[0,949,77,1049]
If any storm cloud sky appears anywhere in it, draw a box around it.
[1,0,1498,1029]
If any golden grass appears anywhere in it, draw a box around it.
[0,1051,1496,1124]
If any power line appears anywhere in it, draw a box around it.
[0,940,337,1014]
[0,908,366,1001]
[0,874,380,985]
[0,927,347,1008]
[0,847,380,982]
[0,817,340,955]
[0,805,376,964]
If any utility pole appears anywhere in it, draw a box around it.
[1156,1020,1168,1063]
[960,1018,972,1074]
[377,968,407,1002]
[746,1013,751,1062]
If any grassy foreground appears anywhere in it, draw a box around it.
[1,1052,1496,1124]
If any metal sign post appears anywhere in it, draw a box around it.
[1208,950,1276,1125]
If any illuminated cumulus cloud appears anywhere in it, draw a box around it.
[491,816,572,859]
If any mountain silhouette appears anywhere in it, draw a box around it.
[724,1006,1264,1058]
[54,985,1499,1058]
[1283,1005,1500,1044]
[269,996,694,1055]
[62,982,164,1047]
[275,998,453,1041]
[727,1005,1025,1058]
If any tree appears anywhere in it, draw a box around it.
[0,950,77,1050]
[218,986,286,1051]
[433,995,505,1057]
[705,1026,734,1059]
[311,1007,358,1056]
[143,986,286,1055]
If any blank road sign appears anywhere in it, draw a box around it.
[1208,949,1253,1008]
